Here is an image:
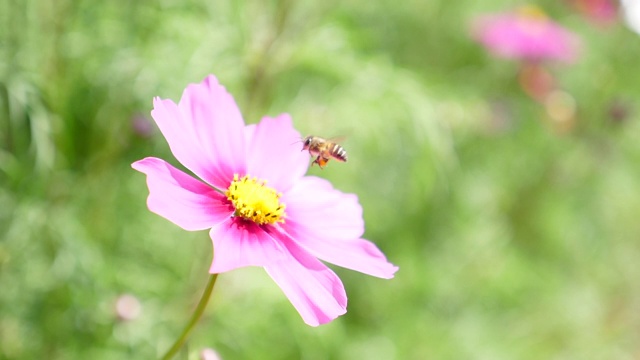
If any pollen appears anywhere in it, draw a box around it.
[225,174,286,225]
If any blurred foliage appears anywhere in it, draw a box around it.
[2,0,640,359]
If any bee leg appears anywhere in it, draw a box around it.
[316,156,329,169]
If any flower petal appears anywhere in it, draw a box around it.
[264,237,347,326]
[283,176,364,239]
[282,176,398,279]
[208,218,288,273]
[132,157,232,231]
[151,75,246,190]
[179,75,247,182]
[245,114,309,192]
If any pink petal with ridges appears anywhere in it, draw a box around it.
[283,176,364,239]
[282,177,398,279]
[178,75,247,185]
[264,236,347,326]
[150,75,247,190]
[208,219,288,273]
[150,98,226,188]
[132,157,232,231]
[245,114,309,193]
[286,224,398,279]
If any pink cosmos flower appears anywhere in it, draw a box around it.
[132,75,398,326]
[472,6,581,63]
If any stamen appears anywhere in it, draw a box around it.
[225,174,286,225]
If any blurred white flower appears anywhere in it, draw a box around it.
[200,348,222,360]
[622,0,640,35]
[115,294,142,321]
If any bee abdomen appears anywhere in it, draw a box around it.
[331,143,348,162]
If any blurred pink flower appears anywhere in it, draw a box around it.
[518,63,556,101]
[473,7,581,63]
[568,0,618,24]
[131,113,155,138]
[132,75,398,326]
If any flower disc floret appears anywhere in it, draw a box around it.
[225,174,285,225]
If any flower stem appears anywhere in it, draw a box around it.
[161,273,219,360]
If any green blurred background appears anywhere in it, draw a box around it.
[2,0,640,359]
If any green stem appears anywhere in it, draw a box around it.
[161,273,219,360]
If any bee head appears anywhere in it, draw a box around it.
[301,135,313,150]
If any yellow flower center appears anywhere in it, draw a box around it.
[225,174,285,225]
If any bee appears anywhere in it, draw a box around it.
[301,135,348,169]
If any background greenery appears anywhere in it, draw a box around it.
[2,0,640,359]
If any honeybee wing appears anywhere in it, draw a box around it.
[326,136,347,144]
